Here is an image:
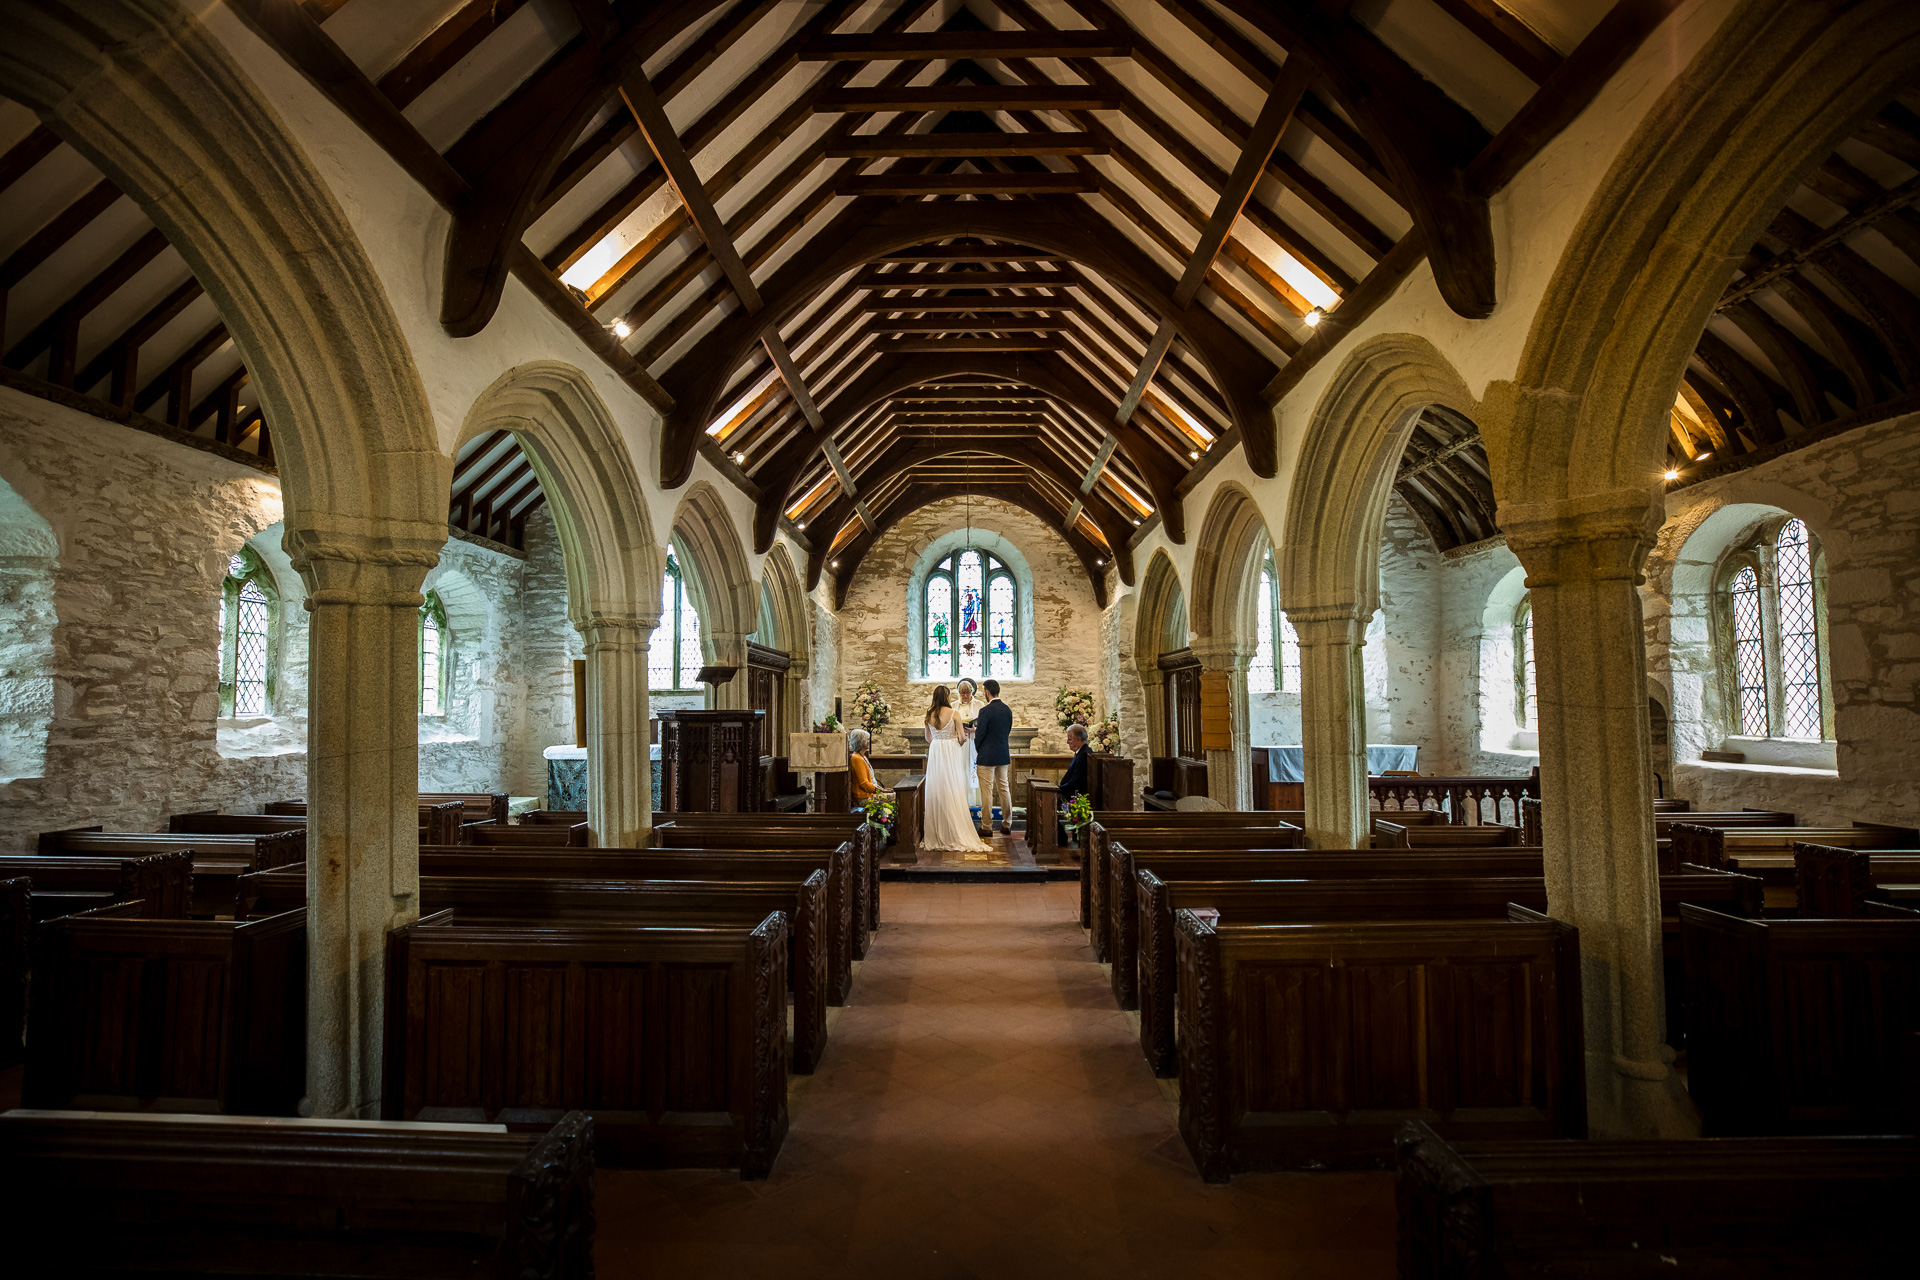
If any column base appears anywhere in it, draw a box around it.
[1585,1049,1702,1138]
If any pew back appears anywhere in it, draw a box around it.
[0,850,193,921]
[0,877,24,1068]
[464,821,590,847]
[384,911,789,1176]
[1372,821,1523,848]
[1175,908,1585,1178]
[1082,816,1302,949]
[1795,843,1920,917]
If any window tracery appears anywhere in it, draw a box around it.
[922,547,1017,680]
[1249,553,1300,693]
[219,547,275,718]
[419,591,448,716]
[1716,517,1830,741]
[649,552,704,691]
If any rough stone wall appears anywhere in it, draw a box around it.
[1431,537,1535,778]
[1644,411,1920,825]
[1376,495,1441,751]
[808,588,840,727]
[520,507,583,792]
[1099,593,1148,807]
[837,497,1103,754]
[418,534,530,793]
[0,389,307,851]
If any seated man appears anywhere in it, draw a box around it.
[848,728,880,809]
[1057,722,1090,847]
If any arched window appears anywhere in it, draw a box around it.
[419,591,448,716]
[1717,517,1830,740]
[923,547,1017,679]
[1513,596,1537,728]
[649,551,704,691]
[219,547,275,718]
[1248,553,1301,693]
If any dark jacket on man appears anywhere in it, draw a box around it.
[1058,743,1090,804]
[973,698,1013,766]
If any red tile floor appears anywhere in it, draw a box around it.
[595,881,1396,1278]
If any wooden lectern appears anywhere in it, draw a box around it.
[657,709,765,812]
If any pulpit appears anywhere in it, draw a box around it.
[657,709,766,812]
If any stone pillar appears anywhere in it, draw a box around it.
[1506,506,1698,1138]
[1191,638,1254,810]
[1291,606,1370,848]
[578,613,657,848]
[286,529,438,1120]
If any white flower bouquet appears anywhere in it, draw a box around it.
[1094,716,1121,755]
[852,680,892,734]
[1054,687,1096,732]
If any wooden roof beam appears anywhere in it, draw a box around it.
[802,31,1130,60]
[815,85,1119,112]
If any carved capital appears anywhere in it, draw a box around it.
[574,612,661,649]
[284,526,442,608]
[1188,637,1256,672]
[1498,493,1664,588]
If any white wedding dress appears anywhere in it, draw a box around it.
[922,710,990,852]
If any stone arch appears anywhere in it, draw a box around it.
[459,362,664,849]
[1490,0,1920,518]
[669,481,758,676]
[1133,550,1189,761]
[0,2,447,544]
[1188,484,1277,809]
[0,472,57,784]
[758,544,810,672]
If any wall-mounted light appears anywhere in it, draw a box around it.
[732,451,746,464]
[1096,558,1106,566]
[1696,451,1713,461]
[609,319,631,340]
[1131,518,1140,526]
[831,559,839,568]
[796,521,806,530]
[1188,450,1200,460]
[1303,307,1324,328]
[1663,469,1680,481]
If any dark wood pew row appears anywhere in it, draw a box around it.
[269,790,510,826]
[0,849,193,920]
[1395,1121,1920,1278]
[240,864,831,1073]
[24,907,307,1116]
[656,811,877,949]
[385,909,789,1177]
[1135,862,1760,1077]
[522,808,588,825]
[1672,821,1919,908]
[0,1109,596,1278]
[1372,820,1524,848]
[1,876,24,1068]
[1520,796,1796,867]
[1082,812,1303,952]
[1682,903,1920,1136]
[37,828,298,916]
[414,845,858,1006]
[1176,905,1585,1179]
[187,801,468,847]
[1795,843,1920,917]
[1653,796,1692,813]
[463,821,591,847]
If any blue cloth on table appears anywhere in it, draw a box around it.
[1262,744,1418,783]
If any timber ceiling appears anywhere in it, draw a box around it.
[7,4,1908,588]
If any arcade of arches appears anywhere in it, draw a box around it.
[1,0,1918,1272]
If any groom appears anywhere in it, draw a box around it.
[973,679,1014,837]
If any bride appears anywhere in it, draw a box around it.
[921,685,990,853]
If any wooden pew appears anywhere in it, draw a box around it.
[1,876,24,1069]
[1134,861,1759,1077]
[241,865,832,1073]
[1646,809,1797,871]
[1795,843,1920,917]
[385,910,789,1177]
[464,821,590,847]
[25,908,306,1116]
[656,812,876,952]
[1083,814,1303,960]
[522,809,588,825]
[269,790,509,826]
[1682,904,1920,1135]
[1394,1121,1920,1278]
[1141,755,1209,810]
[0,850,193,921]
[413,845,858,1007]
[0,1109,595,1278]
[892,775,924,863]
[37,828,297,916]
[1372,820,1524,848]
[196,801,468,846]
[1176,905,1586,1178]
[1025,777,1059,861]
[1671,822,1918,907]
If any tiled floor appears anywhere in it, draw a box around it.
[596,881,1396,1278]
[905,828,1036,868]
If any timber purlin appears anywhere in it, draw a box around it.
[1394,1122,1920,1278]
[242,864,832,1074]
[384,910,789,1177]
[0,1109,596,1278]
[1,850,193,921]
[1681,903,1920,1136]
[1175,906,1585,1179]
[24,908,307,1117]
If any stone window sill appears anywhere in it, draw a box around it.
[218,717,274,730]
[1683,759,1840,780]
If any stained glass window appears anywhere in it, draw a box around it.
[648,552,705,691]
[1729,566,1769,736]
[419,592,446,716]
[219,547,274,718]
[1514,597,1538,728]
[1250,561,1276,693]
[923,548,1017,679]
[1775,519,1822,738]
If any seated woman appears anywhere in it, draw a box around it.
[848,728,880,809]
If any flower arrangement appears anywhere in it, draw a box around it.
[852,680,891,734]
[816,713,841,732]
[1093,715,1121,755]
[1063,793,1093,840]
[862,793,896,839]
[1054,687,1096,732]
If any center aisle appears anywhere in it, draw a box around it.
[596,882,1395,1278]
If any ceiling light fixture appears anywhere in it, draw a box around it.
[1663,469,1680,481]
[1697,451,1713,461]
[609,319,631,340]
[732,451,746,464]
[831,559,839,568]
[1189,450,1200,460]
[1303,307,1324,328]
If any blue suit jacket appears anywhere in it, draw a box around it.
[973,699,1013,766]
